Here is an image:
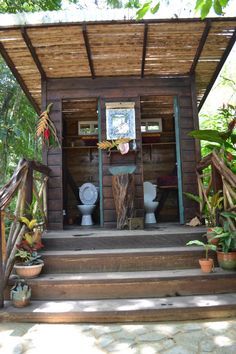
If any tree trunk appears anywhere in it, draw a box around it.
[112,173,135,229]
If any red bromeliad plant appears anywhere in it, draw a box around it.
[36,103,61,148]
[15,217,44,266]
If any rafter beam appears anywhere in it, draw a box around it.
[21,27,47,81]
[190,20,211,75]
[198,28,236,111]
[82,24,95,79]
[141,23,148,78]
[0,42,39,114]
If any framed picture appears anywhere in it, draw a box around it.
[106,102,136,140]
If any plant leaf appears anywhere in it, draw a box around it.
[150,2,160,14]
[195,0,205,11]
[219,0,229,6]
[136,1,151,19]
[213,0,223,14]
[19,216,30,228]
[184,192,203,204]
[188,129,225,144]
[201,0,213,19]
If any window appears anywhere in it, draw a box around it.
[78,121,98,135]
[141,119,162,133]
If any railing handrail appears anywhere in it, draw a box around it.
[0,158,50,211]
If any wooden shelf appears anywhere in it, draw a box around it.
[63,146,98,150]
[142,142,176,146]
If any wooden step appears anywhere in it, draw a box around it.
[1,293,236,323]
[42,247,217,273]
[43,227,206,251]
[6,268,236,301]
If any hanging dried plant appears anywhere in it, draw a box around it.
[97,138,131,155]
[36,103,61,148]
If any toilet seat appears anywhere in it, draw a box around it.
[144,181,156,201]
[79,183,98,205]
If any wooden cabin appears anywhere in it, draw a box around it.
[0,16,235,230]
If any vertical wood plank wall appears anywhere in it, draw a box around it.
[45,77,198,229]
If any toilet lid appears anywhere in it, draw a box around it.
[79,183,98,205]
[144,181,156,201]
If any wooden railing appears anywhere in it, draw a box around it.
[196,150,236,227]
[0,159,50,308]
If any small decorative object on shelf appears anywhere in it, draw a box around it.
[97,138,131,156]
[10,279,31,308]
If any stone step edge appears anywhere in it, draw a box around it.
[43,229,206,240]
[9,267,235,284]
[41,246,205,256]
[1,293,236,323]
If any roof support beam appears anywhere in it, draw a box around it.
[198,28,236,111]
[141,23,148,78]
[190,20,211,75]
[21,27,47,81]
[82,24,95,79]
[0,42,39,113]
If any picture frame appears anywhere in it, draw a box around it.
[106,102,136,140]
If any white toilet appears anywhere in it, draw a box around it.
[144,182,159,224]
[77,183,98,226]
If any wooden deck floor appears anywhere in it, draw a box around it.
[45,223,206,237]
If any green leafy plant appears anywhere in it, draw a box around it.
[186,239,217,259]
[184,190,223,227]
[189,106,236,174]
[208,223,236,253]
[15,217,44,266]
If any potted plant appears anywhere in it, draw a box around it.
[14,217,44,278]
[10,279,31,308]
[208,220,236,270]
[186,240,217,273]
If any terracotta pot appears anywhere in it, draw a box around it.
[199,258,214,273]
[217,251,236,270]
[12,298,30,308]
[14,263,44,278]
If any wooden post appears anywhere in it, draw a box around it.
[25,164,33,216]
[212,163,223,193]
[0,210,4,308]
[112,173,135,229]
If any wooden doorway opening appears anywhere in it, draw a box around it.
[62,98,100,227]
[140,95,179,223]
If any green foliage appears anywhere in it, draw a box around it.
[186,239,217,259]
[196,0,229,18]
[106,0,123,8]
[0,0,62,13]
[0,58,41,186]
[200,105,236,158]
[185,191,223,227]
[125,0,142,9]
[110,0,230,18]
[208,222,236,253]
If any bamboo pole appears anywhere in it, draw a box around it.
[4,225,26,288]
[7,170,28,243]
[0,210,4,308]
[43,178,48,225]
